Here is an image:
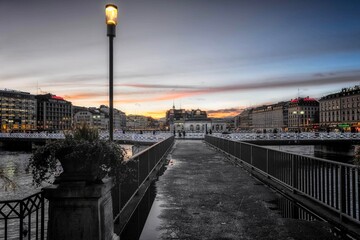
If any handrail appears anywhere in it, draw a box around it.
[111,135,174,224]
[205,135,360,233]
[0,135,174,239]
[227,137,357,168]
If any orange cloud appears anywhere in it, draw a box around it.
[207,107,244,118]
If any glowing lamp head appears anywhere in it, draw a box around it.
[293,111,297,114]
[105,4,118,25]
[300,111,305,114]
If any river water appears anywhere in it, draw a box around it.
[0,144,135,201]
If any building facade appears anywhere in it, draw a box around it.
[252,102,288,132]
[166,106,212,132]
[288,97,319,132]
[73,107,107,130]
[319,86,360,132]
[126,115,150,129]
[99,105,126,130]
[183,109,212,132]
[237,108,253,131]
[36,94,72,131]
[0,89,37,132]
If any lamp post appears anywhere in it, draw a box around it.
[292,110,304,132]
[105,4,118,141]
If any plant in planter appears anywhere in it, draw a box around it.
[28,125,127,186]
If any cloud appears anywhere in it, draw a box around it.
[207,107,244,118]
[207,107,244,114]
[116,69,360,101]
[121,83,200,89]
[62,69,360,107]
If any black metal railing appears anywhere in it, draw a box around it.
[0,136,174,240]
[205,135,360,226]
[112,135,174,223]
[0,192,47,240]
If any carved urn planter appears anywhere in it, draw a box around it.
[55,143,104,183]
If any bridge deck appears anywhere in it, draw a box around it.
[150,140,337,240]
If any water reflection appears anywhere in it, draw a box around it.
[0,150,36,200]
[0,144,136,200]
[120,163,168,240]
[120,182,157,240]
[139,195,164,240]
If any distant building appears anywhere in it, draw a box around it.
[36,94,72,131]
[211,118,228,132]
[99,105,126,130]
[252,102,288,132]
[234,114,241,129]
[158,117,167,130]
[73,107,107,130]
[166,105,212,132]
[319,85,360,132]
[166,105,186,130]
[238,108,253,131]
[126,115,150,129]
[288,97,319,132]
[165,105,186,132]
[0,89,37,132]
[184,109,212,132]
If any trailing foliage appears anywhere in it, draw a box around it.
[28,124,126,186]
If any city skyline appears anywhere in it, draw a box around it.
[1,0,360,119]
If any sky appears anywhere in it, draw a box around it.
[1,0,360,119]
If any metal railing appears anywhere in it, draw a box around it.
[0,132,172,143]
[112,136,174,223]
[0,192,47,240]
[3,132,360,142]
[0,136,174,239]
[213,132,360,141]
[205,135,360,227]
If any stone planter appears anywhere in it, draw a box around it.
[54,144,105,184]
[56,156,102,183]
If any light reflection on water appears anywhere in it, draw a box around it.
[0,151,36,200]
[0,144,135,201]
[139,194,164,240]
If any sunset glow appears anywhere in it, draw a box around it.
[1,1,360,119]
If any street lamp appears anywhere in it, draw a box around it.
[105,4,118,141]
[292,110,304,132]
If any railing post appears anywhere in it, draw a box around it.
[266,149,269,174]
[137,156,140,188]
[250,145,253,165]
[41,194,45,240]
[292,155,297,193]
[340,165,346,221]
[19,201,24,240]
[239,142,242,160]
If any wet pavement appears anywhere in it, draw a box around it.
[146,140,338,240]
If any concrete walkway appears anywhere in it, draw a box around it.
[151,140,338,240]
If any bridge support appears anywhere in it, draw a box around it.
[43,178,119,240]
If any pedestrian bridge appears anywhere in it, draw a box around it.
[1,135,359,239]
